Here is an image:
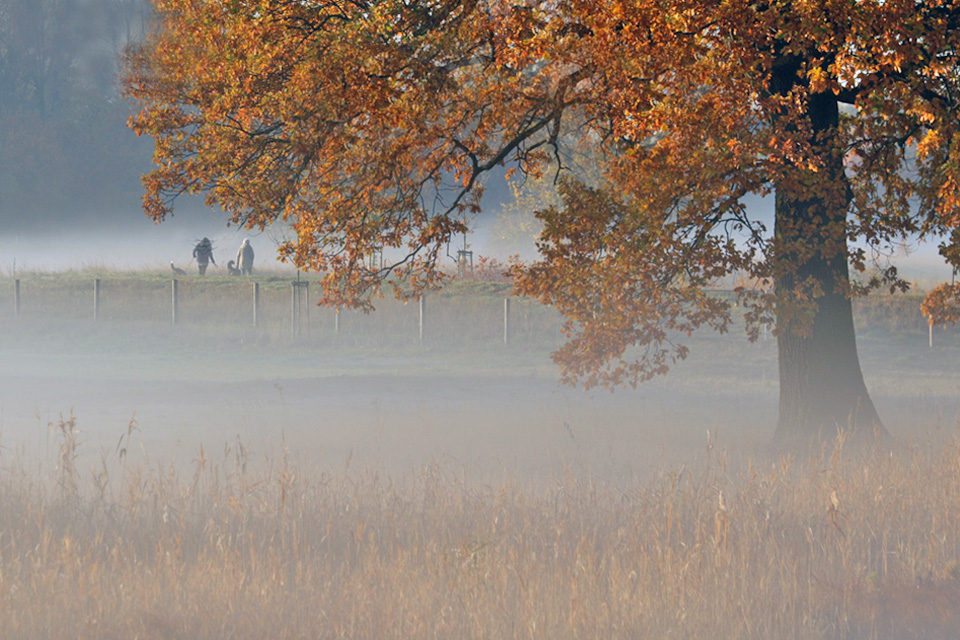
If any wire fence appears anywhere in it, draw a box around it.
[0,276,568,349]
[0,276,948,347]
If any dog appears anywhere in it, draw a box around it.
[227,260,242,276]
[170,262,187,276]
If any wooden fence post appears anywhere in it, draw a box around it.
[94,278,100,321]
[291,282,297,336]
[14,279,20,320]
[335,307,340,335]
[171,279,179,325]
[253,282,260,327]
[503,297,511,345]
[291,280,310,336]
[419,295,426,343]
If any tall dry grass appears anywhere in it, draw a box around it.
[2,417,960,639]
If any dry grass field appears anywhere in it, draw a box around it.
[0,268,959,639]
[3,420,960,639]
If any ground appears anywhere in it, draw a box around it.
[0,316,956,484]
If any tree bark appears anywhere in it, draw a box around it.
[773,198,885,443]
[771,87,886,444]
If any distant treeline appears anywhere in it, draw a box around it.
[0,0,153,229]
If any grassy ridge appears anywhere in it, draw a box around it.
[2,418,960,639]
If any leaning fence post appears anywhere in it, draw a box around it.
[503,297,511,344]
[171,279,179,325]
[94,278,101,321]
[253,282,260,327]
[14,279,20,320]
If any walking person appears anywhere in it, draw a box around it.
[193,237,216,275]
[236,238,254,275]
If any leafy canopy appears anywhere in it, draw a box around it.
[125,0,960,387]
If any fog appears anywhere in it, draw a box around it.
[0,0,955,484]
[2,204,956,283]
[1,218,959,487]
[0,173,958,486]
[0,211,252,273]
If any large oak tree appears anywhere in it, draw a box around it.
[123,0,960,444]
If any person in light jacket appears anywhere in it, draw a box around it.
[236,238,255,275]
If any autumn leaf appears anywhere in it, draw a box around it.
[123,0,960,441]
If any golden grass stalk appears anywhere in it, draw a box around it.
[2,418,960,639]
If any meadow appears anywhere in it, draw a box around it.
[3,417,960,639]
[0,267,959,639]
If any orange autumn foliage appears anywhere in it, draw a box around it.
[124,1,960,434]
[922,282,960,329]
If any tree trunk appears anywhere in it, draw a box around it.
[773,200,885,442]
[771,88,887,444]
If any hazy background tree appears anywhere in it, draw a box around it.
[490,137,606,258]
[0,0,153,230]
